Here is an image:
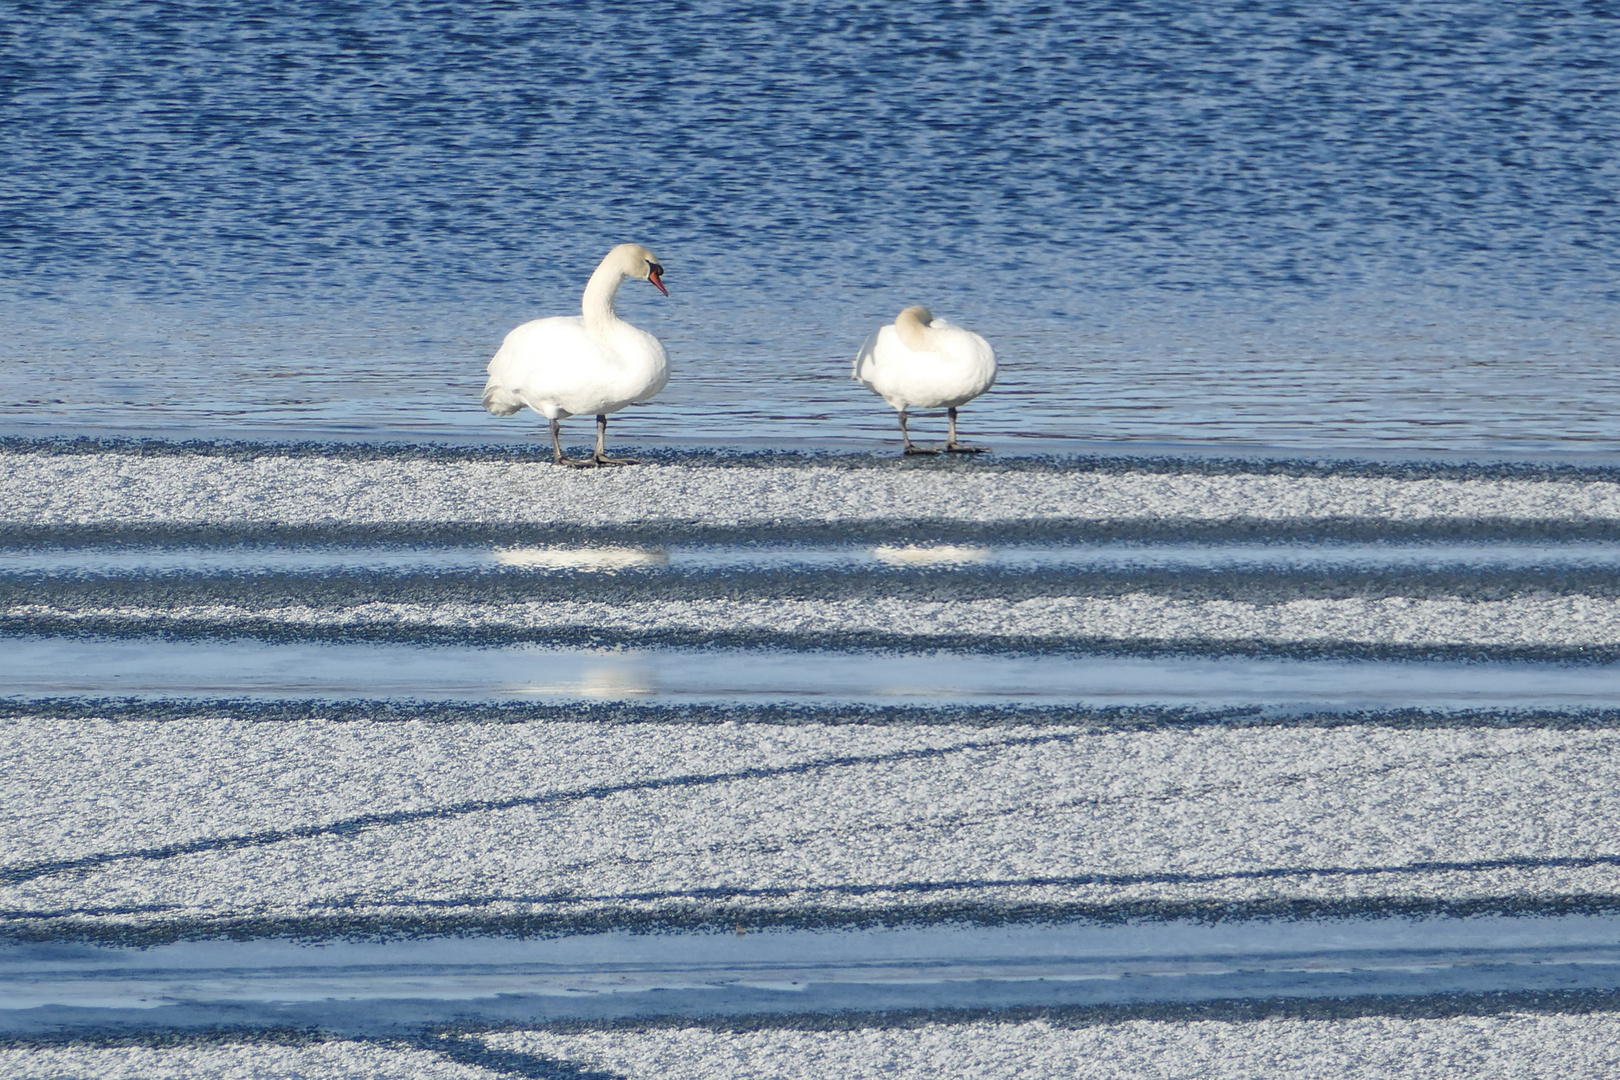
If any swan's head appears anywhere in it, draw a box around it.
[893,305,936,352]
[611,243,669,296]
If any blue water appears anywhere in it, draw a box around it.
[4,2,1618,453]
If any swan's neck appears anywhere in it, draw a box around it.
[581,261,627,337]
[895,306,936,352]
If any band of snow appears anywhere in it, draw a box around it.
[7,452,1620,525]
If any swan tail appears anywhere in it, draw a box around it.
[853,331,879,381]
[481,381,524,417]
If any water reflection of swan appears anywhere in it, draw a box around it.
[494,547,667,572]
[854,305,997,454]
[872,544,992,566]
[579,665,658,697]
[483,244,669,467]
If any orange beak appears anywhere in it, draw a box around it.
[648,265,669,296]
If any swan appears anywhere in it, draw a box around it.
[483,243,670,466]
[853,306,997,454]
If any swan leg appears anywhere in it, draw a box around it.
[550,416,596,468]
[945,407,988,453]
[591,413,638,466]
[900,410,940,456]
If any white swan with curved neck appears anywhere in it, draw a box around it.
[483,243,669,466]
[853,306,997,454]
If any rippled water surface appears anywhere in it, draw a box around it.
[4,2,1618,452]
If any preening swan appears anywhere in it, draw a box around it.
[483,243,670,467]
[853,306,997,454]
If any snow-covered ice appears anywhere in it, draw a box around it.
[5,1013,1620,1080]
[6,450,1620,526]
[11,593,1620,649]
[0,1039,501,1080]
[8,446,1620,1074]
[6,717,1620,934]
[487,1012,1620,1080]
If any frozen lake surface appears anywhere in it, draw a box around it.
[8,454,1620,1077]
[8,449,1620,1053]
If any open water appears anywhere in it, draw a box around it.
[4,1,1619,453]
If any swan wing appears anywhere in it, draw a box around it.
[931,322,997,403]
[605,321,669,404]
[488,316,598,380]
[484,316,612,418]
[486,316,670,418]
[936,321,996,377]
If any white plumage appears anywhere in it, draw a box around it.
[853,305,997,454]
[483,243,669,466]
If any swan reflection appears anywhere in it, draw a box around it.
[494,547,667,571]
[578,666,658,697]
[871,544,992,566]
